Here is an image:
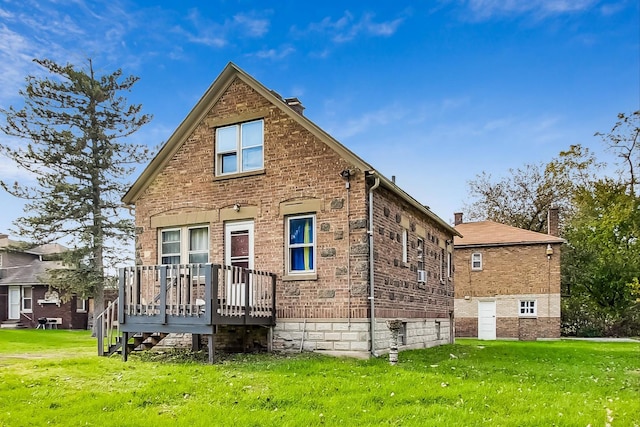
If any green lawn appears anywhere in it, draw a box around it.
[0,331,638,426]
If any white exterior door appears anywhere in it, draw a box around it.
[478,300,496,340]
[8,286,21,320]
[224,221,254,306]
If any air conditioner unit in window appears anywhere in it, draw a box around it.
[417,270,426,283]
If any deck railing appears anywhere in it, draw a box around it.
[118,264,276,330]
[96,299,120,356]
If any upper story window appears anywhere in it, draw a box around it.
[471,252,482,270]
[160,226,209,264]
[286,214,315,275]
[216,119,264,175]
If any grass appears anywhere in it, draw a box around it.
[0,331,638,426]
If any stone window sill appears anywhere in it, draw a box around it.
[283,273,318,282]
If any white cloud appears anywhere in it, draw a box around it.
[299,11,405,43]
[233,13,270,37]
[460,0,598,20]
[174,8,270,48]
[250,46,295,60]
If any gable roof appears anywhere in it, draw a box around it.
[454,221,565,247]
[123,62,459,237]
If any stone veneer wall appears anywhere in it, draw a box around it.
[273,317,452,357]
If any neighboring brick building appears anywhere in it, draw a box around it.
[453,211,564,340]
[122,63,459,357]
[0,233,89,329]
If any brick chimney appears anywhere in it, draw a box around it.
[454,212,463,226]
[284,97,305,115]
[547,207,559,236]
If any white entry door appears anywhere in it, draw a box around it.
[8,286,21,320]
[224,221,254,306]
[478,300,496,340]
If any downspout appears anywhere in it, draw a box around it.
[368,172,381,357]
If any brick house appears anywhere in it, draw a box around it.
[119,63,458,358]
[0,233,89,329]
[452,210,564,340]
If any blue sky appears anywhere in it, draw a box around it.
[0,0,638,239]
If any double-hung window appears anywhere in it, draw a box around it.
[286,215,315,275]
[216,119,264,175]
[160,226,209,264]
[471,252,482,270]
[402,229,408,264]
[22,287,32,312]
[76,297,87,313]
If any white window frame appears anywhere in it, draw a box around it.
[471,252,482,271]
[519,300,537,317]
[402,229,408,264]
[159,225,209,265]
[76,297,87,313]
[0,253,3,267]
[215,119,264,176]
[440,248,446,283]
[22,286,32,313]
[286,214,316,276]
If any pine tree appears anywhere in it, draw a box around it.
[0,58,151,315]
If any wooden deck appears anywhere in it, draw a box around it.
[97,264,276,362]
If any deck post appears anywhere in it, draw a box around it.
[122,332,128,362]
[192,334,202,351]
[208,333,215,364]
[270,273,277,324]
[118,268,126,324]
[160,266,168,324]
[211,265,219,323]
[244,268,250,323]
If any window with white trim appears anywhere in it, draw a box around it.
[471,252,482,270]
[216,119,264,175]
[76,297,86,313]
[519,300,537,316]
[160,226,209,264]
[402,229,408,264]
[286,214,315,275]
[22,287,32,312]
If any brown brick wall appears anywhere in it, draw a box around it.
[372,187,454,319]
[454,243,562,339]
[456,316,561,339]
[454,244,562,298]
[29,286,88,329]
[134,77,454,326]
[135,77,369,320]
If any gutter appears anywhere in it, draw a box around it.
[367,171,381,357]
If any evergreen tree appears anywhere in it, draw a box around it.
[0,58,151,314]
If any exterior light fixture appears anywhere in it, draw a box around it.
[546,244,553,259]
[233,203,240,212]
